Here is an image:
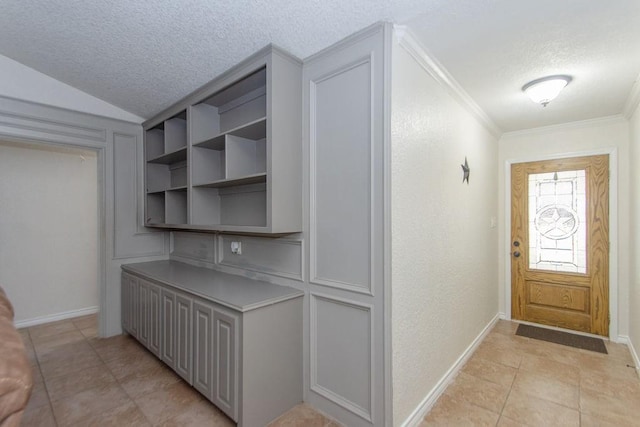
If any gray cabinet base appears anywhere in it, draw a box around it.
[121,270,303,427]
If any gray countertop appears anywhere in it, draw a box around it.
[121,260,303,312]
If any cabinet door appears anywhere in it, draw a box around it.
[138,280,150,347]
[129,276,140,338]
[175,293,193,384]
[121,273,130,333]
[161,288,176,369]
[213,307,239,421]
[148,283,161,357]
[192,300,213,400]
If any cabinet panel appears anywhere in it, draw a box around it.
[175,293,193,383]
[138,280,150,347]
[193,301,214,400]
[161,288,176,369]
[129,276,140,338]
[213,307,239,421]
[148,283,161,357]
[121,273,131,333]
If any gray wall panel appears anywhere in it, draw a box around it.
[171,232,216,264]
[311,293,373,421]
[170,232,303,283]
[218,235,303,281]
[113,133,166,259]
[303,23,388,426]
[310,60,372,293]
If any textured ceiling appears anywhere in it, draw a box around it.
[0,0,639,132]
[406,0,640,131]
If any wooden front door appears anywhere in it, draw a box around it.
[511,155,609,336]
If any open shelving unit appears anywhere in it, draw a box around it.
[145,111,188,226]
[143,46,302,234]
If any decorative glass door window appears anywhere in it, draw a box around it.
[528,170,586,273]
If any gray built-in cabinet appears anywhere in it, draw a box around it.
[136,25,392,427]
[121,261,303,426]
[144,46,302,234]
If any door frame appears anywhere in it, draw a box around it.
[504,147,619,340]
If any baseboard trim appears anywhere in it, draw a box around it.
[619,335,640,379]
[14,306,98,329]
[401,313,501,427]
[609,334,629,345]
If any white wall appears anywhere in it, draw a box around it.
[629,107,640,365]
[0,54,143,123]
[391,38,499,425]
[0,140,98,323]
[498,117,630,340]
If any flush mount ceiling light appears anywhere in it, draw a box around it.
[522,75,572,107]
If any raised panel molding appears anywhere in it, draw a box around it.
[309,55,375,296]
[218,235,303,281]
[113,132,166,259]
[170,232,216,265]
[310,293,374,422]
[169,232,304,282]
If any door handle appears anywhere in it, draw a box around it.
[513,251,521,258]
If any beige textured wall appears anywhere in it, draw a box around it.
[0,140,98,323]
[391,39,499,425]
[498,118,630,340]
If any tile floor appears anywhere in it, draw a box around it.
[421,320,640,426]
[18,316,640,426]
[18,314,337,426]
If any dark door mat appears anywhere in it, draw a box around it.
[516,324,608,354]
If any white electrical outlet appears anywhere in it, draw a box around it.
[231,241,242,255]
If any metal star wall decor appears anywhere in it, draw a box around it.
[461,157,470,184]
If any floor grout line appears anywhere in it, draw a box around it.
[424,321,639,425]
[26,327,59,427]
[24,317,638,426]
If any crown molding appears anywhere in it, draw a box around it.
[303,21,391,65]
[623,71,640,119]
[500,114,627,139]
[394,25,502,139]
[0,93,142,126]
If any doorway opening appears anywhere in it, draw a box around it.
[0,139,101,327]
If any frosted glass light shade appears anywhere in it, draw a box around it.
[522,75,572,106]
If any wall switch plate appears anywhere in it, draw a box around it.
[490,216,497,229]
[231,241,242,255]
